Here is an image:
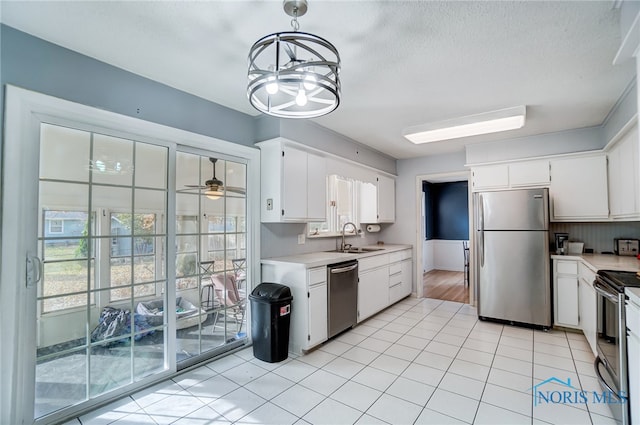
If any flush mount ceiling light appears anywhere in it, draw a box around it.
[247,0,341,119]
[403,106,527,144]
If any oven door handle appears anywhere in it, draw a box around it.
[594,356,624,402]
[593,281,619,303]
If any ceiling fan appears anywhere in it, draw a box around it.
[183,158,246,199]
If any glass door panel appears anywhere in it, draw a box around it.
[175,152,247,365]
[35,124,169,420]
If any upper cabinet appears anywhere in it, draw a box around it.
[360,174,395,223]
[607,122,640,220]
[471,160,550,192]
[257,139,326,223]
[549,154,609,221]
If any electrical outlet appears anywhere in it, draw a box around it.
[298,234,305,244]
[266,198,273,210]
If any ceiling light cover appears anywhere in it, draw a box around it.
[404,106,526,144]
[247,0,341,119]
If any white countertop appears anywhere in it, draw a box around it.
[261,244,413,268]
[551,253,640,272]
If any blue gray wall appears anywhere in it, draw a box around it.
[0,24,256,147]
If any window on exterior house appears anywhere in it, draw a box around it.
[48,219,63,234]
[308,174,359,236]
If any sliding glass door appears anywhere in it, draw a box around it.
[35,123,170,418]
[2,86,258,425]
[175,152,247,365]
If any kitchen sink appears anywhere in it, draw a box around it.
[327,247,385,254]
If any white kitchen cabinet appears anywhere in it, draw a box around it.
[260,263,328,354]
[553,259,580,328]
[607,122,639,220]
[471,165,509,191]
[509,160,550,187]
[359,174,396,223]
[308,271,328,348]
[549,154,609,221]
[257,139,326,223]
[578,262,597,356]
[358,255,390,322]
[388,249,413,304]
[377,175,395,222]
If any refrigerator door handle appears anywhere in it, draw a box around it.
[479,194,485,267]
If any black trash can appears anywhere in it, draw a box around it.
[249,283,293,363]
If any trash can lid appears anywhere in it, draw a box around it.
[250,282,292,301]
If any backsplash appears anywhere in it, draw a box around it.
[261,223,386,258]
[550,222,640,254]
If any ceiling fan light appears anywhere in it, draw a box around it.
[205,189,223,200]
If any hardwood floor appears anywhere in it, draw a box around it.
[423,269,469,303]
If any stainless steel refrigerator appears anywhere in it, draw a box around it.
[474,188,551,328]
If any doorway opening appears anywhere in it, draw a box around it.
[416,172,472,304]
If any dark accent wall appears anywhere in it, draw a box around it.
[424,181,469,240]
[0,24,256,147]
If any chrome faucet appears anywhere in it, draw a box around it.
[341,222,357,251]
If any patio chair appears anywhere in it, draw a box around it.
[210,273,246,333]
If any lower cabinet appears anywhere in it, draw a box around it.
[260,263,327,354]
[554,259,580,328]
[578,263,597,355]
[358,264,389,322]
[627,291,640,425]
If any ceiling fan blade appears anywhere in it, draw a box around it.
[184,184,207,189]
[225,186,246,195]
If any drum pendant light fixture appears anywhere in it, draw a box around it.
[247,0,341,118]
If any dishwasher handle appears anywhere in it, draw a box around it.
[330,264,358,274]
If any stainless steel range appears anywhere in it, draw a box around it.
[594,270,640,425]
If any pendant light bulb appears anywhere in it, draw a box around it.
[295,88,308,106]
[303,73,317,90]
[266,75,279,95]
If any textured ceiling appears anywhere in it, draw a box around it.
[1,1,635,159]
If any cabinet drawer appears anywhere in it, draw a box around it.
[388,249,411,263]
[556,260,578,275]
[308,267,326,285]
[389,272,402,287]
[578,262,596,284]
[389,282,404,302]
[389,262,402,276]
[359,254,389,272]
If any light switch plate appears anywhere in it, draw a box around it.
[266,198,273,210]
[297,234,305,244]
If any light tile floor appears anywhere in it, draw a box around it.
[67,297,617,425]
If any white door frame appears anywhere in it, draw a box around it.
[414,170,474,305]
[1,85,261,424]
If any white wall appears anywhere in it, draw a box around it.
[380,151,468,294]
[432,240,467,271]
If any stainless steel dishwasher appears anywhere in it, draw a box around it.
[327,260,358,338]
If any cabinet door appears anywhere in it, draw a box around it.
[308,283,328,348]
[307,153,327,221]
[400,259,413,297]
[629,331,640,425]
[282,146,308,220]
[359,181,377,223]
[509,160,550,187]
[608,125,639,219]
[578,279,597,356]
[358,266,389,322]
[471,165,509,191]
[550,155,609,220]
[377,175,395,222]
[556,276,579,327]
